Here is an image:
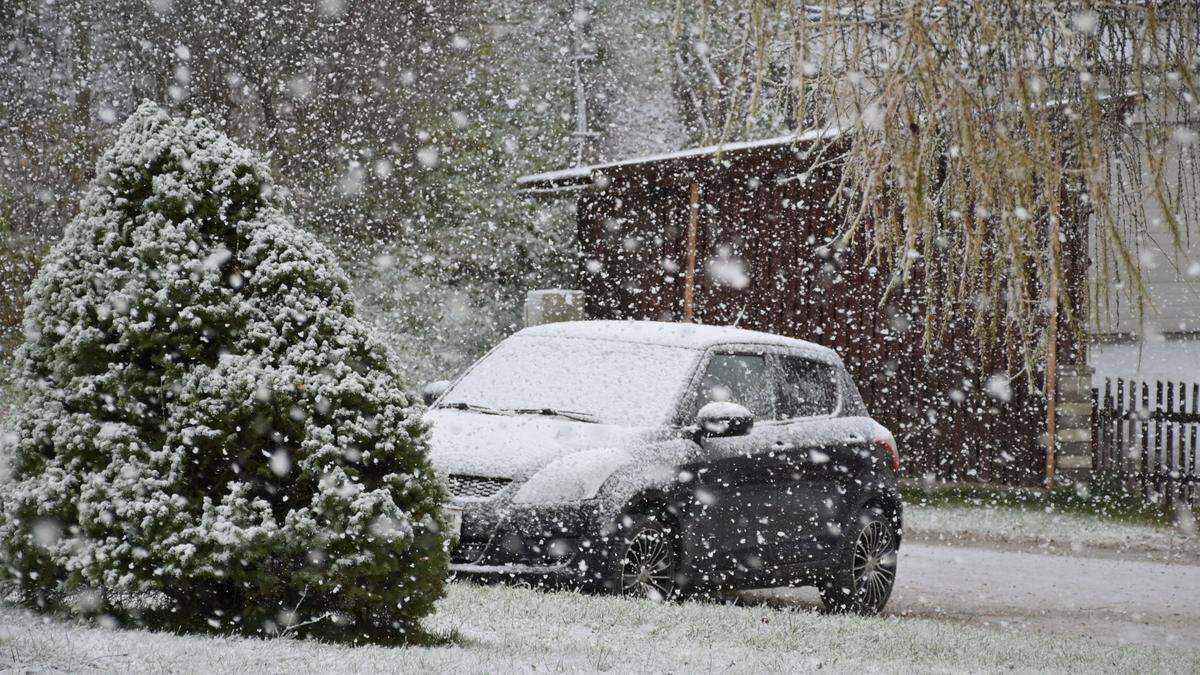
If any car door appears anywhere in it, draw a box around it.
[679,347,794,580]
[771,353,869,562]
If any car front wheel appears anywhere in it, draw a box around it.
[820,506,898,615]
[612,515,679,601]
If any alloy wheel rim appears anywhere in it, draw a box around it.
[851,520,896,610]
[620,528,675,600]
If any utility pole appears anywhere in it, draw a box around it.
[570,0,599,166]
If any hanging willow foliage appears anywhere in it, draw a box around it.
[671,0,1200,382]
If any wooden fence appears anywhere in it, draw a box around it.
[1092,378,1200,509]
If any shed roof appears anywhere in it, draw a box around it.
[515,126,842,195]
[515,93,1140,197]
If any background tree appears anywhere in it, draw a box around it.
[5,0,1195,393]
[668,0,1200,380]
[0,0,580,382]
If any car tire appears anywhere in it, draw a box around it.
[609,514,680,601]
[820,506,898,615]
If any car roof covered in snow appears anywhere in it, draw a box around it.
[515,320,840,362]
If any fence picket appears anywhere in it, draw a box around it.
[1179,382,1187,507]
[1192,383,1199,506]
[1142,382,1151,499]
[1179,381,1187,507]
[1123,374,1132,475]
[1167,382,1176,510]
[1102,381,1112,469]
[1115,378,1126,474]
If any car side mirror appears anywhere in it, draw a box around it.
[422,380,451,406]
[694,401,754,439]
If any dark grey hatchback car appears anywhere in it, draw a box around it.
[423,320,902,614]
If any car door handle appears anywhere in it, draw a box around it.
[845,433,864,443]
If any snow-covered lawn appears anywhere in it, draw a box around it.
[906,504,1200,560]
[3,579,1198,674]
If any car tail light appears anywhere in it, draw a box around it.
[876,438,900,473]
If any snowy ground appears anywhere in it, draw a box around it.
[2,563,1197,674]
[2,504,1198,672]
[3,526,1200,673]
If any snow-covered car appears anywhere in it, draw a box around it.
[423,320,902,613]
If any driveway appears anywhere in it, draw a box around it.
[757,542,1200,651]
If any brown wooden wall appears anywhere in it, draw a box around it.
[574,142,1085,484]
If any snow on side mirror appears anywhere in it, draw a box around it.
[694,401,754,439]
[422,380,451,406]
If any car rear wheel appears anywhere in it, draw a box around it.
[613,515,678,601]
[820,506,897,615]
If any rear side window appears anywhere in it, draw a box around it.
[692,352,776,420]
[777,356,838,418]
[839,367,869,416]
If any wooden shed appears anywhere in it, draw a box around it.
[517,130,1089,484]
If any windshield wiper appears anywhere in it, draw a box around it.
[509,408,601,423]
[436,402,511,416]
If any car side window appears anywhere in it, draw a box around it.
[838,367,869,416]
[692,352,776,421]
[777,355,838,418]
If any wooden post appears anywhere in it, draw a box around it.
[682,179,701,322]
[1046,217,1059,490]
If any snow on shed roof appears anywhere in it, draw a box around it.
[515,126,843,193]
[516,94,1137,195]
[517,320,840,360]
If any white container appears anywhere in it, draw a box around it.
[524,289,585,327]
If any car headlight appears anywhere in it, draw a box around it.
[511,448,632,504]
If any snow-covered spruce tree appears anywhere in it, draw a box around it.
[0,102,448,642]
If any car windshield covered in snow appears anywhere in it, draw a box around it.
[438,334,700,426]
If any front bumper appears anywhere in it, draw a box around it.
[450,560,587,586]
[449,498,610,585]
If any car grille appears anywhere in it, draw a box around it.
[446,474,511,500]
[452,540,489,564]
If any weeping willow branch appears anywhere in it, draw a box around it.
[669,0,1200,386]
